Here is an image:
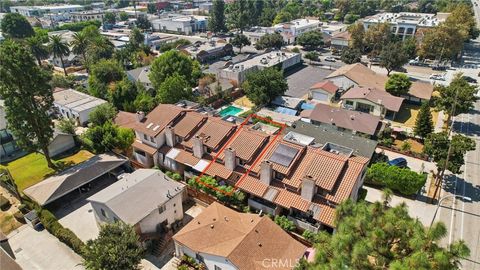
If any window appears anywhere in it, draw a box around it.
[150,136,155,143]
[158,204,166,214]
[101,209,107,218]
[345,100,354,106]
[143,134,148,140]
[135,150,146,157]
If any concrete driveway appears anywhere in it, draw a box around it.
[58,202,100,243]
[376,147,437,174]
[8,225,84,270]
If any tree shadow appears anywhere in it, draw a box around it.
[443,174,480,203]
[452,121,480,137]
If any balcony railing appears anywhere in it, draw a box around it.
[248,198,276,216]
[288,215,321,233]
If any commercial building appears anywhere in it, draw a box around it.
[272,18,321,44]
[151,14,208,34]
[70,10,104,22]
[362,12,449,41]
[53,88,107,126]
[218,51,301,84]
[10,4,83,17]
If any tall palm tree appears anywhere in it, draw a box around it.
[26,35,49,66]
[70,32,88,67]
[49,35,70,76]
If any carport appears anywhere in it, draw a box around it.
[24,154,128,206]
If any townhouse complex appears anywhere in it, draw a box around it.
[125,104,370,232]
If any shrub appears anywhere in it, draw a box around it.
[366,163,427,195]
[13,211,24,222]
[274,215,295,231]
[165,171,182,181]
[302,229,315,242]
[291,47,300,53]
[0,195,11,210]
[17,204,27,213]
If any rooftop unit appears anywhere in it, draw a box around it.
[322,142,353,157]
[283,131,315,146]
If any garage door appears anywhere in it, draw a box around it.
[312,91,328,101]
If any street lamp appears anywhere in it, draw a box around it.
[430,194,472,227]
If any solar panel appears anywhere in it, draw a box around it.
[269,144,299,167]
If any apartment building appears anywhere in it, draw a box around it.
[151,14,208,34]
[362,12,449,41]
[244,18,321,45]
[126,104,370,232]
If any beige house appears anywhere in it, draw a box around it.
[308,80,339,103]
[340,87,404,119]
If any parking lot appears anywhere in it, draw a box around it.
[284,64,335,98]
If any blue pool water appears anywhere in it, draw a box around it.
[219,105,242,117]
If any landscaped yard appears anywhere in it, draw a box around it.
[391,103,439,128]
[0,150,94,192]
[233,96,254,109]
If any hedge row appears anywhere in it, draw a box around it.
[366,162,427,196]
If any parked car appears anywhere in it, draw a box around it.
[324,56,336,62]
[462,76,478,84]
[221,55,232,61]
[387,157,408,168]
[429,74,446,81]
[432,65,448,71]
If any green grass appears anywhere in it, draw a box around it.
[0,150,94,192]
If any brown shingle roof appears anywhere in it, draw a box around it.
[114,111,137,129]
[331,30,351,41]
[310,80,339,94]
[327,63,433,100]
[132,140,158,155]
[173,111,207,138]
[340,87,404,112]
[183,118,236,150]
[173,202,306,270]
[134,104,187,137]
[219,128,269,163]
[307,103,381,136]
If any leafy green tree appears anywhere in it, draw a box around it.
[49,35,70,76]
[348,22,365,52]
[1,13,34,39]
[26,35,50,66]
[156,74,192,104]
[274,215,295,231]
[341,47,361,64]
[273,10,292,24]
[402,37,417,59]
[54,20,102,32]
[243,67,288,106]
[88,59,125,99]
[89,103,118,127]
[366,162,426,195]
[0,41,55,168]
[103,11,116,24]
[128,27,144,50]
[119,11,129,21]
[434,74,478,128]
[50,74,76,89]
[303,197,470,269]
[147,3,157,14]
[364,22,392,57]
[159,39,191,52]
[149,50,201,89]
[83,222,144,270]
[208,0,227,34]
[230,34,250,53]
[304,51,319,63]
[57,118,77,135]
[414,102,434,140]
[84,35,115,67]
[379,42,408,76]
[343,13,360,24]
[71,31,89,67]
[226,0,250,32]
[254,33,284,50]
[424,132,476,175]
[135,14,151,30]
[385,73,411,96]
[418,24,464,61]
[133,88,156,113]
[110,79,137,112]
[83,120,134,153]
[296,30,323,50]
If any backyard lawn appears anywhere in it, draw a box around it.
[392,103,439,128]
[0,150,94,192]
[233,96,254,109]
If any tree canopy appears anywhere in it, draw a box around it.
[88,59,126,100]
[300,197,470,270]
[341,47,362,64]
[434,74,478,122]
[103,11,116,24]
[379,42,408,76]
[230,34,250,53]
[366,162,426,195]
[208,0,227,33]
[254,32,284,50]
[83,222,144,270]
[243,67,288,106]
[0,13,34,39]
[414,102,434,140]
[385,73,411,96]
[156,74,192,104]
[149,50,201,89]
[296,30,323,50]
[0,41,55,168]
[88,103,118,127]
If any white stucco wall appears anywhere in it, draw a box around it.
[48,134,75,157]
[175,243,238,270]
[138,191,184,234]
[342,98,384,117]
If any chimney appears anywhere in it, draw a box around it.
[165,125,175,147]
[224,147,236,171]
[260,160,273,185]
[192,135,204,158]
[136,111,145,122]
[301,175,317,201]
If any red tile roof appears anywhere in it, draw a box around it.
[173,111,207,138]
[309,80,339,94]
[219,128,269,162]
[134,104,187,137]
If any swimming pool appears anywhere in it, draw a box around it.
[219,105,242,117]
